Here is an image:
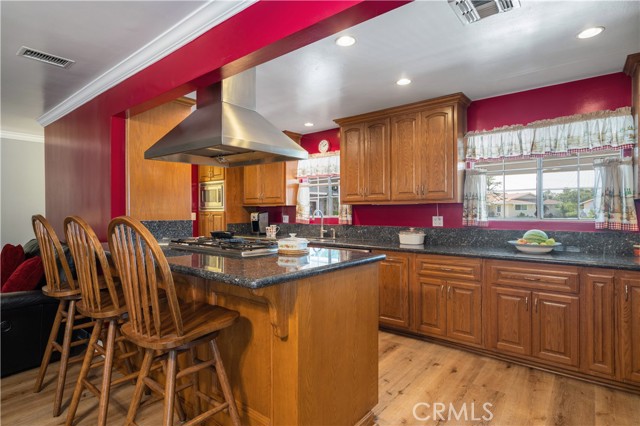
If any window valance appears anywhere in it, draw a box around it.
[296,152,340,178]
[465,107,636,162]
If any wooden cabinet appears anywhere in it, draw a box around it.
[199,166,225,182]
[618,271,640,384]
[336,93,469,205]
[375,251,412,330]
[198,211,225,236]
[414,255,482,346]
[581,269,616,378]
[339,119,391,203]
[242,162,298,206]
[487,260,580,368]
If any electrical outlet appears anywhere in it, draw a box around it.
[432,216,443,227]
[282,215,289,223]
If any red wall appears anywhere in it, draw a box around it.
[44,1,408,240]
[351,72,633,230]
[300,128,341,154]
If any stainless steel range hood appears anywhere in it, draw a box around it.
[144,68,308,167]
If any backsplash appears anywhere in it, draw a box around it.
[228,223,640,257]
[142,220,192,240]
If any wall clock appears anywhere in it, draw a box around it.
[318,139,330,153]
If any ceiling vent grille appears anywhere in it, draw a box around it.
[448,0,520,24]
[16,46,75,69]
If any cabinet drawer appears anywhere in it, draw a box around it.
[487,260,579,294]
[415,255,482,281]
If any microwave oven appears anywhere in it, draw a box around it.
[199,181,224,211]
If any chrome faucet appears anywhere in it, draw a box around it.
[312,209,328,238]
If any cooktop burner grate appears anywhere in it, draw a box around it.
[168,237,278,258]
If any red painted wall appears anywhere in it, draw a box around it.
[300,128,341,154]
[45,1,409,240]
[351,72,633,231]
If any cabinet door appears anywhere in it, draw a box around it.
[211,212,225,232]
[198,212,210,236]
[363,118,391,201]
[420,106,454,201]
[340,124,365,202]
[210,166,225,180]
[415,276,447,337]
[582,271,615,377]
[390,113,421,201]
[199,166,211,182]
[446,281,482,346]
[376,251,411,330]
[243,165,262,205]
[261,163,285,205]
[489,286,531,356]
[619,274,640,383]
[532,292,579,368]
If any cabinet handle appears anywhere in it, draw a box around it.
[525,296,529,311]
[448,285,452,299]
[440,284,445,296]
[421,184,425,195]
[523,276,540,281]
[534,297,538,313]
[440,267,453,272]
[625,284,629,301]
[416,186,420,195]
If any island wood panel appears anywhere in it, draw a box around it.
[126,97,194,220]
[171,262,379,426]
[582,269,616,378]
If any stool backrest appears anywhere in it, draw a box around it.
[32,214,76,293]
[64,216,120,314]
[108,216,183,339]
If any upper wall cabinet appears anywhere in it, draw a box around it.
[199,165,225,182]
[335,93,469,205]
[242,162,298,206]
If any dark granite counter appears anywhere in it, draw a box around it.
[162,247,385,288]
[304,238,640,271]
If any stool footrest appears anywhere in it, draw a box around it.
[176,358,216,380]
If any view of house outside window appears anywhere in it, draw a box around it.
[483,150,621,220]
[307,176,340,218]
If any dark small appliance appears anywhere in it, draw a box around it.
[250,212,269,235]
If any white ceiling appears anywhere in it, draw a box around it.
[1,1,639,139]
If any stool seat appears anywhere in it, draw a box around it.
[121,302,239,350]
[76,289,128,320]
[42,284,81,300]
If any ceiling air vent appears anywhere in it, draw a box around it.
[448,0,520,24]
[16,46,75,69]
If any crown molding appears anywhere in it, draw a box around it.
[37,0,256,127]
[0,130,45,143]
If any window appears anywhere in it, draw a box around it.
[307,176,340,218]
[483,150,621,220]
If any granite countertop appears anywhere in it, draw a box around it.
[304,238,640,271]
[161,247,385,288]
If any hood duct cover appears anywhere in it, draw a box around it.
[144,68,308,167]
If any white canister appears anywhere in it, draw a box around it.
[398,228,426,245]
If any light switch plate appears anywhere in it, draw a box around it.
[432,216,443,227]
[282,215,289,223]
[191,212,197,221]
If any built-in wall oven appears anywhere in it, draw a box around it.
[199,181,224,211]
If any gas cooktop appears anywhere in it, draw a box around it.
[169,237,278,258]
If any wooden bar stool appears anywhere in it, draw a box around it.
[63,216,140,426]
[108,216,242,426]
[31,214,93,417]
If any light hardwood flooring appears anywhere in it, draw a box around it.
[2,331,639,425]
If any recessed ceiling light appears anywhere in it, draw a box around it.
[396,78,412,86]
[335,36,356,47]
[304,122,314,127]
[577,26,604,39]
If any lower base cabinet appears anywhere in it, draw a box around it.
[582,270,616,378]
[375,251,412,330]
[618,272,640,384]
[198,211,225,236]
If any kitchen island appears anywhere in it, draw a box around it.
[162,247,385,426]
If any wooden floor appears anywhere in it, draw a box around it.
[2,331,639,425]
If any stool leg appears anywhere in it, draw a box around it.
[210,339,241,426]
[97,320,117,426]
[163,350,178,426]
[189,347,201,416]
[66,319,103,426]
[34,299,65,393]
[115,325,135,380]
[126,348,154,426]
[53,299,77,417]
